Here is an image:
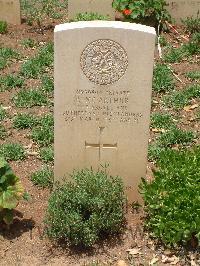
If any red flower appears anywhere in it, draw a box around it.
[123,9,132,16]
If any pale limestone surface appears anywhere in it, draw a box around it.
[68,0,115,20]
[166,0,200,23]
[0,0,21,24]
[54,21,156,202]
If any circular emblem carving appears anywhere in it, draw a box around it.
[80,39,128,85]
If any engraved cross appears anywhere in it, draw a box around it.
[85,127,117,161]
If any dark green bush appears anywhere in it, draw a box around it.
[140,147,200,246]
[45,168,126,247]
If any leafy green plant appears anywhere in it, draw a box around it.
[71,12,110,22]
[0,143,26,161]
[148,143,167,161]
[0,125,7,140]
[30,166,53,188]
[163,46,186,63]
[151,113,175,129]
[40,146,54,162]
[0,21,7,34]
[182,12,200,34]
[31,115,53,146]
[45,167,126,247]
[21,38,37,48]
[0,47,20,70]
[13,88,49,108]
[0,157,24,225]
[21,0,67,28]
[153,64,175,92]
[112,0,171,27]
[157,127,195,147]
[20,43,53,79]
[140,147,200,246]
[0,74,24,92]
[0,106,7,121]
[13,113,38,129]
[164,84,200,109]
[185,71,200,81]
[41,75,54,93]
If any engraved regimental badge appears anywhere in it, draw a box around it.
[80,39,128,85]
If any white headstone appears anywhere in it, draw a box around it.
[0,0,21,25]
[54,21,156,202]
[68,0,115,21]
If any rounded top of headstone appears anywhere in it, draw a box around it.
[54,21,156,35]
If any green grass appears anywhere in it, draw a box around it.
[148,127,195,161]
[41,75,54,93]
[20,42,53,78]
[0,47,20,70]
[31,114,54,147]
[0,143,26,161]
[0,21,7,34]
[0,125,7,139]
[13,113,38,129]
[185,71,200,81]
[21,38,37,48]
[30,166,53,188]
[151,113,176,129]
[71,12,110,22]
[157,127,195,147]
[153,64,174,92]
[13,88,49,108]
[163,35,200,63]
[0,106,7,121]
[40,146,54,162]
[164,84,200,109]
[0,74,24,91]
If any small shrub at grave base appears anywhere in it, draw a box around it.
[0,106,7,121]
[21,38,37,48]
[45,167,126,247]
[182,13,200,34]
[164,84,200,109]
[0,157,24,225]
[150,113,175,130]
[159,35,168,47]
[0,143,26,161]
[40,146,54,162]
[0,21,8,34]
[0,74,24,92]
[0,125,7,140]
[13,113,38,129]
[41,75,54,93]
[38,114,54,128]
[112,0,171,27]
[153,64,175,93]
[185,71,200,81]
[20,43,53,79]
[21,0,67,28]
[30,166,53,188]
[71,12,110,22]
[140,147,200,247]
[13,89,49,108]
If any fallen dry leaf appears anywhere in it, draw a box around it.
[116,260,128,266]
[152,128,166,133]
[126,248,142,256]
[184,104,199,112]
[161,255,179,265]
[149,256,159,265]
